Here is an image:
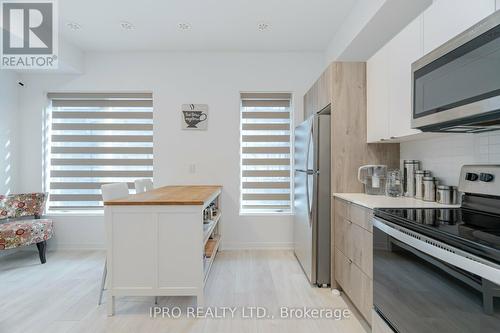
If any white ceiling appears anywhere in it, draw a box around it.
[58,0,358,52]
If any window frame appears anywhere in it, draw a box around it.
[239,92,294,216]
[43,92,154,215]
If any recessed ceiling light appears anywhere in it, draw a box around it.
[257,22,271,32]
[178,23,192,31]
[120,21,135,30]
[66,22,81,31]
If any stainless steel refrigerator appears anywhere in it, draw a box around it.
[293,110,331,286]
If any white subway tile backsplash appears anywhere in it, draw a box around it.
[479,136,489,145]
[488,133,500,145]
[400,131,500,186]
[489,154,500,163]
[488,144,500,155]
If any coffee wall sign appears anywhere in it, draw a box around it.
[181,104,208,130]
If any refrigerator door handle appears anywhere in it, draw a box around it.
[306,175,311,227]
[296,169,317,175]
[305,120,314,226]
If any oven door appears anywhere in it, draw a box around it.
[373,218,500,333]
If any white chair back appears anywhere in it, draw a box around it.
[135,179,154,194]
[101,183,129,201]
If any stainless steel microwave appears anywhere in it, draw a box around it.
[411,10,500,133]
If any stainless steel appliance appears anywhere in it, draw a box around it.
[293,110,331,286]
[358,165,387,195]
[403,160,420,197]
[411,10,500,133]
[373,165,500,333]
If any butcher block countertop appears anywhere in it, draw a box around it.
[104,185,222,206]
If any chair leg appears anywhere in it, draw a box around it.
[36,241,47,264]
[98,259,107,306]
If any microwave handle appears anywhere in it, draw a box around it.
[372,218,500,285]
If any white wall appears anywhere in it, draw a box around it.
[400,132,500,186]
[0,70,21,258]
[325,0,431,63]
[0,71,19,195]
[17,51,324,250]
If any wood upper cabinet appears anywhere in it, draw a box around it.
[304,82,318,119]
[317,67,332,112]
[423,0,496,54]
[304,67,331,119]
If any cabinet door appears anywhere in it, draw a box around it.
[317,67,332,112]
[303,92,311,119]
[497,0,500,11]
[387,16,423,139]
[304,68,331,119]
[423,0,495,54]
[304,86,317,119]
[367,46,390,143]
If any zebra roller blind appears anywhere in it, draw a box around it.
[240,92,292,213]
[47,92,153,211]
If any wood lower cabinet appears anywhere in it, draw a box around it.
[333,197,373,325]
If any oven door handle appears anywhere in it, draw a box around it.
[373,218,500,285]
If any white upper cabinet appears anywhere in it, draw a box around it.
[423,0,496,54]
[387,16,423,139]
[497,0,500,11]
[367,16,423,142]
[367,44,390,143]
[367,0,496,143]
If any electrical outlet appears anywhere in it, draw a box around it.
[189,164,196,174]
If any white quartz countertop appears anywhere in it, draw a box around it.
[332,193,461,210]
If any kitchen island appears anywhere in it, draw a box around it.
[104,185,222,316]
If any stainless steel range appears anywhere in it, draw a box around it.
[373,165,500,333]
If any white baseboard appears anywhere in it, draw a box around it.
[10,242,292,252]
[221,241,293,251]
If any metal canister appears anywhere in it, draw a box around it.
[436,185,457,205]
[423,176,437,202]
[437,208,458,224]
[403,160,420,197]
[415,170,432,200]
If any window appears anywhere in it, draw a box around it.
[45,92,153,212]
[240,92,293,214]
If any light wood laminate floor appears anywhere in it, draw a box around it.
[0,250,369,333]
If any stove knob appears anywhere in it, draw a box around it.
[479,173,495,182]
[465,172,479,181]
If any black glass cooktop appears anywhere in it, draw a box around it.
[374,207,500,264]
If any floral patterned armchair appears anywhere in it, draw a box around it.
[0,193,53,264]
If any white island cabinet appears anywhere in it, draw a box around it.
[104,185,222,316]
